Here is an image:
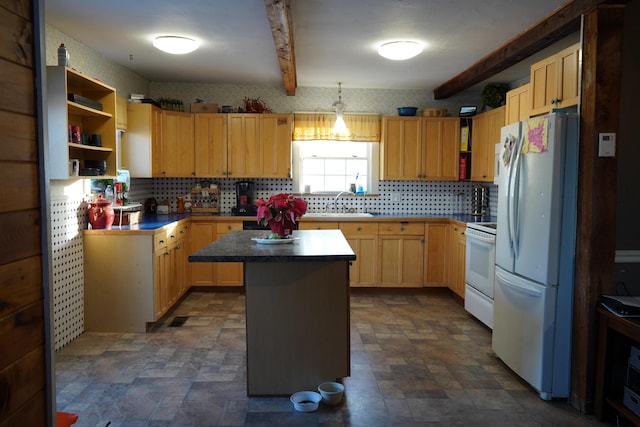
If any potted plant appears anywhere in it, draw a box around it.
[256,193,307,238]
[480,83,509,110]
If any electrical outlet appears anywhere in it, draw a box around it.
[391,192,402,202]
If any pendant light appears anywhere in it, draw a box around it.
[332,82,347,134]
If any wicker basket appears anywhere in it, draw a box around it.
[422,108,447,117]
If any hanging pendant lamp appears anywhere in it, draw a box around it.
[332,82,347,134]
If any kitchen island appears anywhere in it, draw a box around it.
[189,229,356,396]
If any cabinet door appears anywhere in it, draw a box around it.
[556,43,580,109]
[260,114,292,178]
[378,235,424,287]
[174,236,189,298]
[447,224,466,298]
[471,107,504,182]
[194,113,227,177]
[190,222,216,286]
[228,114,260,178]
[116,95,127,130]
[423,117,459,180]
[341,222,378,287]
[381,117,422,180]
[530,54,558,116]
[505,84,530,125]
[154,245,173,318]
[425,222,448,287]
[215,222,244,286]
[161,111,194,177]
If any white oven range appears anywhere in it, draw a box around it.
[464,222,497,329]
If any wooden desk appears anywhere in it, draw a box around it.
[595,306,640,425]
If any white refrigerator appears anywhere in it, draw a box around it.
[493,112,579,400]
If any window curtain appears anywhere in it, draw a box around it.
[293,113,380,142]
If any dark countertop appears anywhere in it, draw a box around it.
[188,229,356,263]
[98,212,496,232]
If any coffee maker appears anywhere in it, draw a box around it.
[232,180,257,215]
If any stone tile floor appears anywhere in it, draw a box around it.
[56,290,614,426]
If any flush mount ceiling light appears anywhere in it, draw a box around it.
[153,36,199,54]
[378,41,423,61]
[332,82,348,134]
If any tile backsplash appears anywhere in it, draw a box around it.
[131,177,497,217]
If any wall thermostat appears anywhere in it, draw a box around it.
[598,132,616,157]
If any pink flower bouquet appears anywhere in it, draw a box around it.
[256,193,307,238]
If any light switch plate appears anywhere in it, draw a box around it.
[598,132,616,157]
[391,192,402,202]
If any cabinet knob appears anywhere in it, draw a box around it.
[400,226,405,231]
[176,245,182,250]
[357,226,362,232]
[159,239,165,244]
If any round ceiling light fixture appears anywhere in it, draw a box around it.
[153,36,199,54]
[378,41,423,61]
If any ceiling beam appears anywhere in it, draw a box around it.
[264,0,297,96]
[432,0,627,99]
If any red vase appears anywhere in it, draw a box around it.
[88,195,115,229]
[269,218,295,238]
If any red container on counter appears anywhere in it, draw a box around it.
[88,195,114,229]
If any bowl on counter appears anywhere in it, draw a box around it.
[397,107,418,116]
[318,382,344,405]
[290,391,321,412]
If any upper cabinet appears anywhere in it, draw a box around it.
[381,116,459,181]
[194,113,228,177]
[47,66,117,179]
[505,83,530,125]
[470,106,505,182]
[126,109,292,179]
[160,111,195,177]
[115,95,127,130]
[227,114,292,178]
[530,42,581,117]
[122,103,162,177]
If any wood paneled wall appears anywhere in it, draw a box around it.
[0,0,49,426]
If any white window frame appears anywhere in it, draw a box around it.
[291,140,379,194]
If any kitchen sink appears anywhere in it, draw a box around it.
[303,212,374,218]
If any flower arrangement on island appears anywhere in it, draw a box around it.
[256,193,307,238]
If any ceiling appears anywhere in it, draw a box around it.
[44,0,574,96]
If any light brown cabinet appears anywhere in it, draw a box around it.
[194,113,228,177]
[505,83,530,125]
[116,95,127,130]
[530,43,581,117]
[378,222,424,287]
[340,222,378,287]
[47,65,117,179]
[424,221,448,287]
[227,114,292,178]
[122,103,162,177]
[214,222,244,286]
[470,106,505,182]
[381,116,460,180]
[447,223,466,299]
[160,111,195,177]
[423,117,460,180]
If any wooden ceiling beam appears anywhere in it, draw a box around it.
[432,0,627,99]
[264,0,297,96]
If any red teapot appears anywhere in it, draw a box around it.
[88,195,115,229]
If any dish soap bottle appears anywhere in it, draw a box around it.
[57,43,70,67]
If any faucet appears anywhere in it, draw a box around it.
[332,191,356,212]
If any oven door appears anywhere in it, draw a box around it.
[465,229,496,298]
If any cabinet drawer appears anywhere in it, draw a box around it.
[378,222,424,235]
[340,222,378,235]
[154,231,169,251]
[216,222,242,234]
[176,221,190,240]
[299,221,340,230]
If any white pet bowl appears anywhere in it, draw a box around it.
[317,381,345,405]
[290,390,321,412]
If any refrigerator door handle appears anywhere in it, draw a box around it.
[496,269,543,298]
[511,134,525,258]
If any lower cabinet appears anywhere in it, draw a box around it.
[447,223,467,298]
[83,219,191,332]
[340,222,378,287]
[424,221,449,287]
[378,222,425,287]
[190,220,243,287]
